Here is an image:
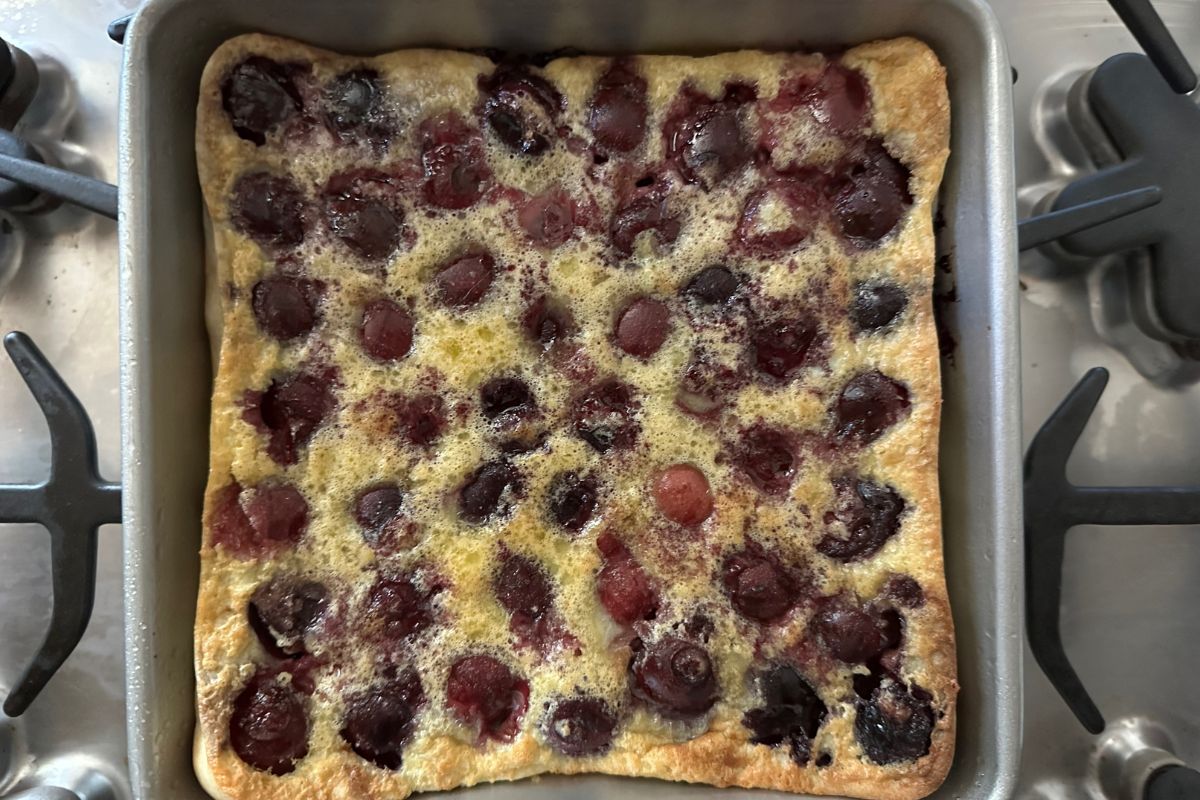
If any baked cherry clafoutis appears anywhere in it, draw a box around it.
[194,32,955,800]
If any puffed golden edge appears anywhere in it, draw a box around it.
[192,32,955,800]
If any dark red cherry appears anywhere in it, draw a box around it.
[742,665,828,766]
[855,681,934,764]
[419,111,492,209]
[249,576,328,656]
[833,371,911,445]
[499,431,549,455]
[359,299,414,362]
[811,63,869,133]
[323,69,395,148]
[548,471,598,533]
[493,552,553,621]
[664,84,754,189]
[877,648,904,679]
[231,172,307,250]
[852,281,908,332]
[722,549,793,622]
[323,69,379,133]
[364,572,438,640]
[341,670,425,770]
[683,114,747,186]
[229,671,309,774]
[587,60,648,153]
[546,697,618,757]
[478,64,562,155]
[772,62,869,136]
[459,460,520,523]
[517,187,575,248]
[818,477,905,561]
[243,482,309,551]
[653,464,713,526]
[434,252,496,308]
[446,655,529,742]
[211,482,308,556]
[393,393,448,447]
[354,484,405,534]
[595,532,658,625]
[610,195,680,258]
[572,379,640,453]
[676,355,742,417]
[812,596,901,664]
[210,482,253,553]
[495,550,575,652]
[221,56,303,145]
[684,266,740,305]
[614,297,671,358]
[831,141,912,246]
[252,276,320,341]
[735,177,822,252]
[279,654,321,696]
[734,426,796,495]
[322,169,407,262]
[480,377,535,422]
[522,295,572,349]
[751,313,821,380]
[351,484,415,552]
[683,613,716,640]
[883,574,925,609]
[811,64,868,133]
[629,636,719,718]
[249,369,336,465]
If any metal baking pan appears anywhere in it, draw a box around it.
[118,0,1021,797]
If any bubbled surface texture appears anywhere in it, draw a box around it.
[194,33,955,800]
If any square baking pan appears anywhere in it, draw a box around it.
[118,0,1021,797]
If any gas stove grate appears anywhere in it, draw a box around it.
[0,333,120,717]
[1018,0,1200,369]
[1024,367,1200,735]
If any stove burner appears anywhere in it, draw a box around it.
[0,131,58,214]
[0,37,53,216]
[1018,0,1200,386]
[0,333,120,717]
[0,130,116,218]
[0,38,37,129]
[1053,53,1200,343]
[1025,368,1200,734]
[0,34,117,219]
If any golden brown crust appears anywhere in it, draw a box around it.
[195,33,954,800]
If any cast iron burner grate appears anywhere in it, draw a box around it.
[0,27,121,719]
[1019,0,1200,357]
[0,333,120,717]
[1020,1,1200,794]
[1024,369,1200,734]
[0,33,117,218]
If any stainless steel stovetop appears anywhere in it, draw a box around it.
[0,1,1197,798]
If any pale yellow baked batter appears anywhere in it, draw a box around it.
[195,33,954,800]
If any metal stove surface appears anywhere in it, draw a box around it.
[0,0,129,797]
[1010,0,1200,797]
[0,1,1197,798]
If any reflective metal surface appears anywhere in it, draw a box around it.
[1092,718,1182,800]
[0,0,131,797]
[1010,0,1200,797]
